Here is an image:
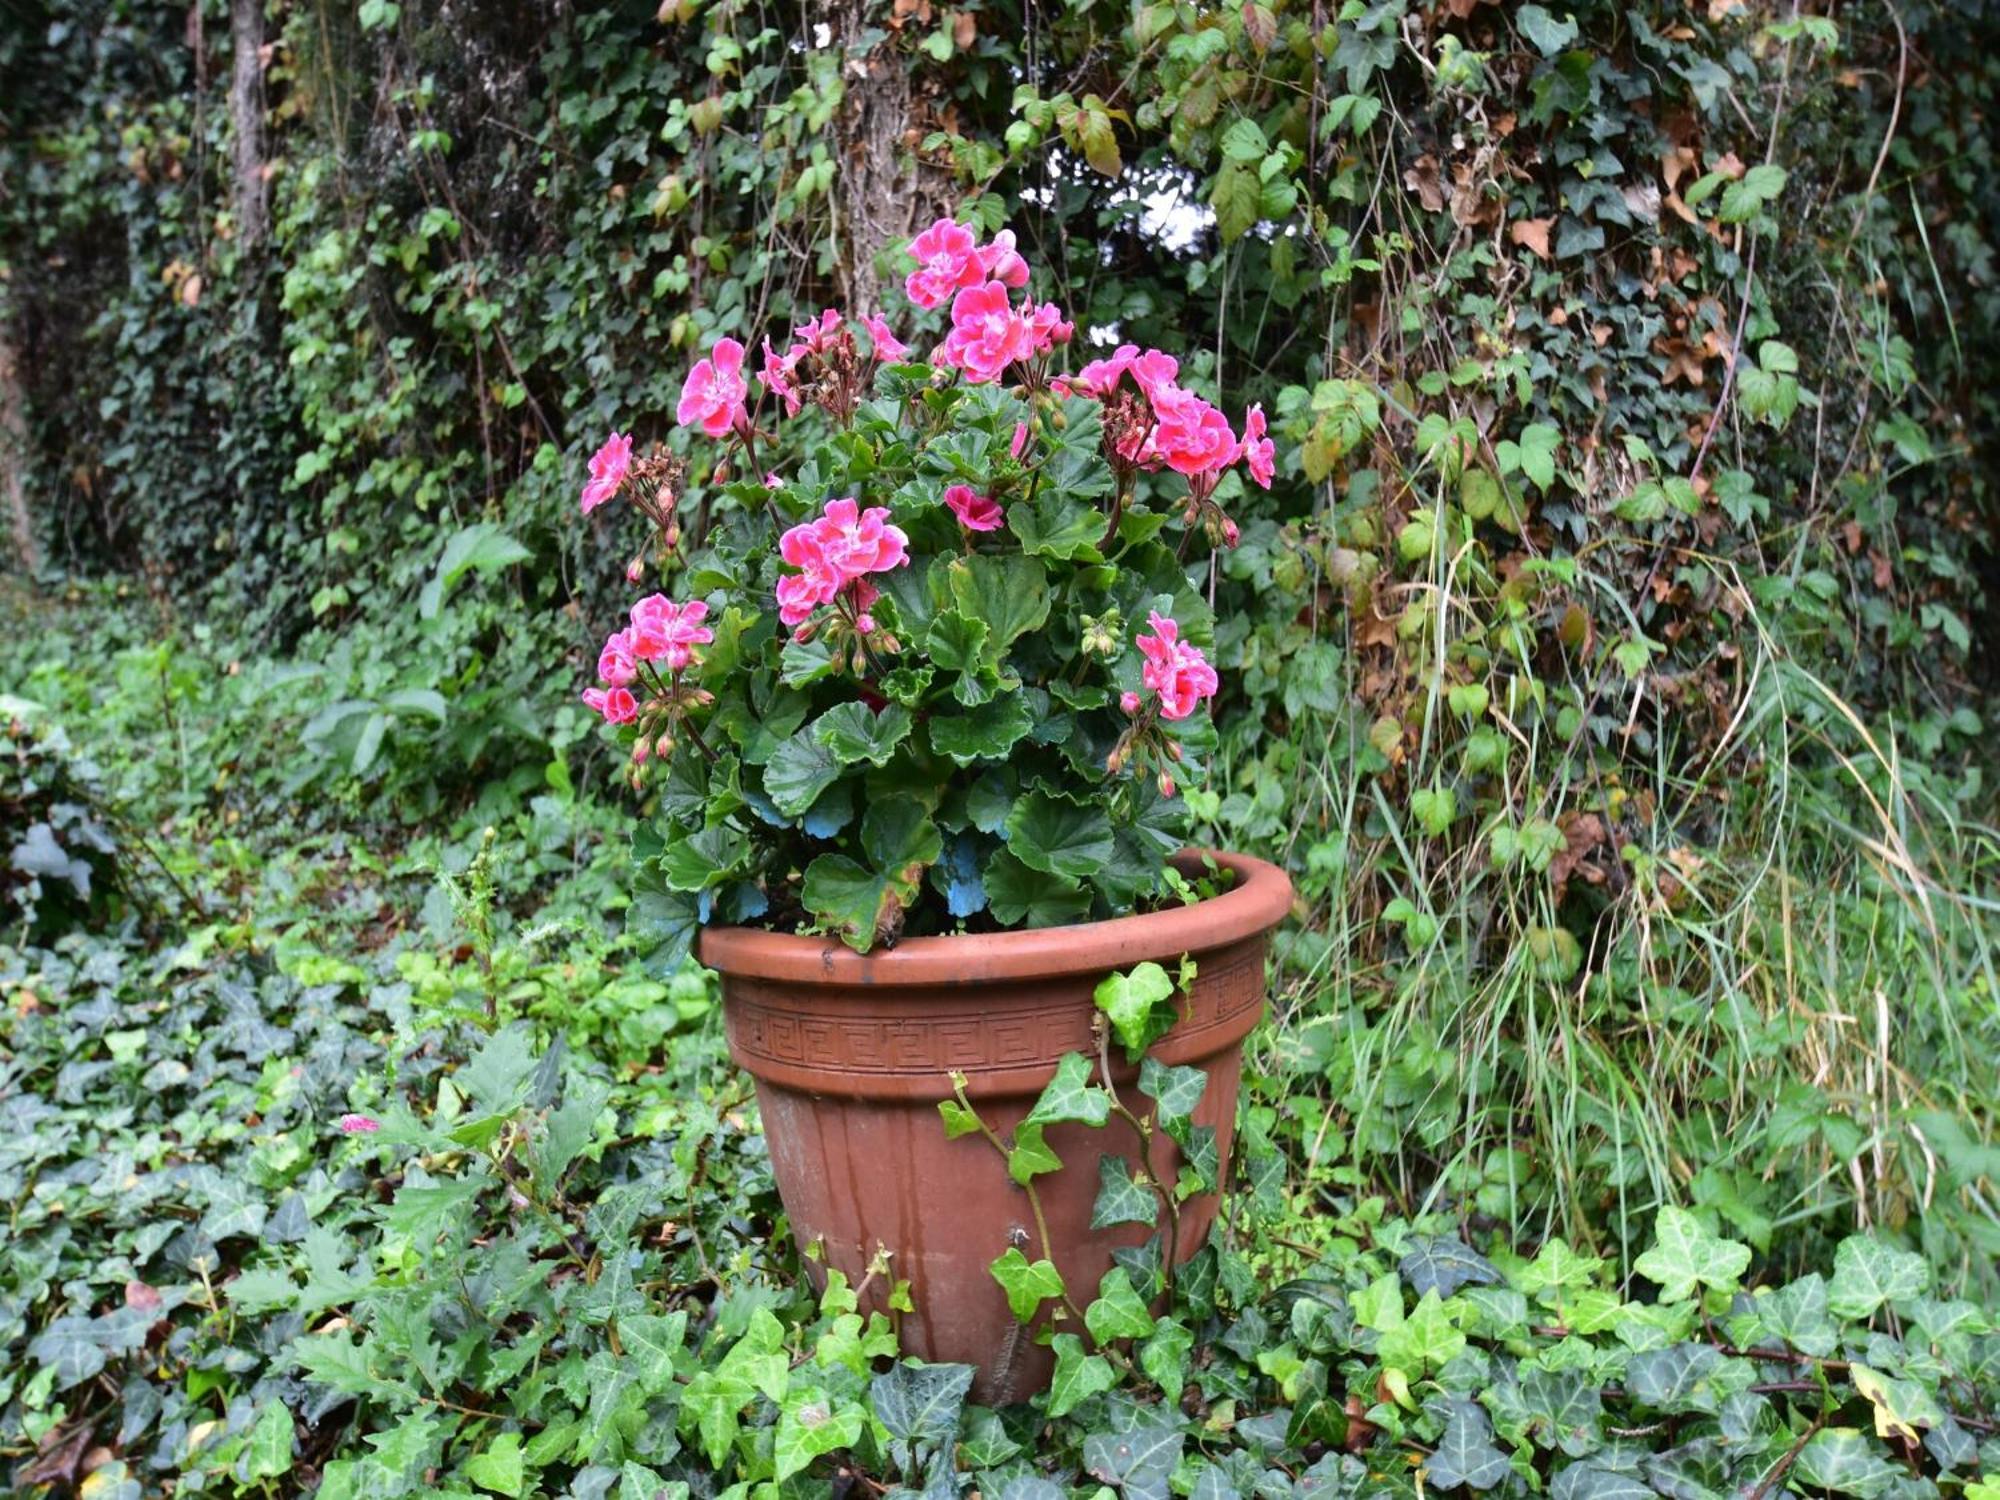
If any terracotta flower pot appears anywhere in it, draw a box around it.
[699,849,1292,1403]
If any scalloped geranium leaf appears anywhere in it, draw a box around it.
[928,695,1035,767]
[814,701,913,766]
[1633,1206,1751,1303]
[984,849,1090,927]
[1006,791,1114,879]
[763,727,843,816]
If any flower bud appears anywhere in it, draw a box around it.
[1106,743,1127,775]
[631,739,650,764]
[1157,771,1176,799]
[626,556,645,584]
[1119,690,1142,715]
[856,613,877,635]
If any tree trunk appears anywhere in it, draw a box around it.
[819,0,952,318]
[229,0,267,247]
[0,328,37,575]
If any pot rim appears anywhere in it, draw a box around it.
[697,847,1291,987]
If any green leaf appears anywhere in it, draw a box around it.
[938,1099,982,1139]
[1378,1289,1465,1375]
[657,822,748,892]
[1212,161,1260,243]
[1085,1268,1158,1342]
[1624,1343,1726,1413]
[1092,1154,1157,1229]
[1753,1273,1840,1357]
[989,1247,1066,1323]
[237,1401,298,1483]
[764,727,844,817]
[985,849,1091,927]
[1007,1120,1063,1185]
[1008,494,1105,561]
[870,1360,973,1446]
[1140,1316,1195,1402]
[1005,791,1114,880]
[1429,1398,1510,1491]
[1046,1333,1117,1418]
[1793,1430,1904,1498]
[929,695,1036,767]
[773,1390,865,1483]
[1516,4,1579,55]
[1024,1052,1113,1127]
[422,523,531,619]
[465,1432,527,1497]
[815,701,914,766]
[1093,961,1179,1060]
[1633,1206,1751,1303]
[1400,1238,1502,1299]
[1718,163,1788,223]
[802,797,941,950]
[1137,1057,1206,1123]
[1519,1366,1604,1456]
[946,553,1049,660]
[1826,1234,1929,1320]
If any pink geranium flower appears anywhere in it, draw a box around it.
[1240,404,1275,489]
[337,1114,381,1135]
[1025,301,1073,356]
[943,484,1005,532]
[790,309,843,355]
[1136,610,1220,721]
[860,312,909,363]
[1069,344,1139,398]
[580,432,634,514]
[628,595,714,672]
[1148,386,1237,478]
[775,498,910,629]
[976,229,1031,288]
[1129,349,1180,400]
[598,628,639,686]
[761,338,802,418]
[676,337,750,438]
[942,281,1036,384]
[583,686,640,725]
[904,218,982,309]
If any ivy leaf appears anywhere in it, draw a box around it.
[1084,1267,1158,1343]
[1520,1366,1604,1456]
[1377,1289,1466,1375]
[1428,1398,1511,1491]
[1400,1237,1503,1299]
[1827,1235,1929,1320]
[1549,1464,1654,1500]
[465,1431,527,1497]
[1092,1154,1158,1229]
[1094,961,1179,1060]
[1006,792,1115,880]
[989,1247,1066,1323]
[1516,5,1580,55]
[1047,1333,1117,1418]
[1137,1057,1206,1123]
[1753,1273,1840,1357]
[870,1360,973,1446]
[929,695,1035,767]
[237,1400,297,1483]
[1633,1206,1751,1303]
[1624,1343,1726,1413]
[1007,1121,1063,1185]
[773,1389,865,1483]
[1140,1317,1195,1402]
[1792,1430,1904,1498]
[937,1099,982,1139]
[1024,1052,1112,1127]
[1083,1411,1182,1500]
[814,701,913,767]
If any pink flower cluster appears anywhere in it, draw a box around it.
[583,595,714,723]
[580,432,634,514]
[903,220,1029,309]
[775,497,910,628]
[676,337,750,439]
[1135,611,1220,721]
[759,309,910,418]
[1065,345,1275,493]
